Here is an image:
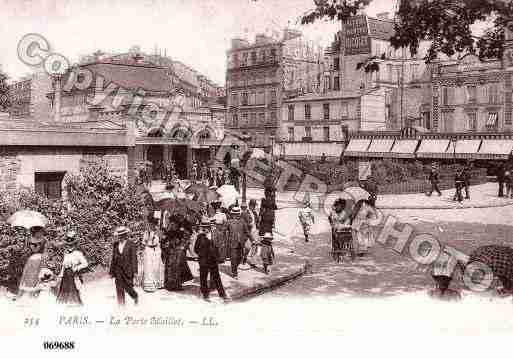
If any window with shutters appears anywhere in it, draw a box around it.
[442,87,450,105]
[305,104,311,120]
[251,51,257,65]
[250,113,257,127]
[258,112,265,124]
[35,172,65,200]
[241,92,248,106]
[288,105,295,121]
[334,58,340,71]
[231,92,238,106]
[304,126,312,138]
[323,103,330,120]
[333,77,340,91]
[323,126,330,141]
[489,83,499,104]
[467,85,476,103]
[270,89,277,103]
[467,112,477,132]
[241,113,248,127]
[288,127,294,141]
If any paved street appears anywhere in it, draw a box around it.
[254,185,513,300]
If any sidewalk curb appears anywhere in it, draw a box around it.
[272,198,513,210]
[227,263,307,302]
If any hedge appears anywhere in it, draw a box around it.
[0,161,148,288]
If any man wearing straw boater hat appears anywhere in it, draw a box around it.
[194,216,227,302]
[109,226,139,306]
[226,205,250,279]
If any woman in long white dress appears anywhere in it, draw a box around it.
[57,231,89,305]
[141,217,165,292]
[351,200,378,257]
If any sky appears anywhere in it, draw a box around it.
[0,0,397,85]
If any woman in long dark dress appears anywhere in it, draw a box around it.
[161,216,194,291]
[258,192,277,237]
[57,231,88,305]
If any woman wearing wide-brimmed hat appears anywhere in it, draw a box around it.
[141,216,165,292]
[57,230,89,306]
[18,226,46,298]
[210,200,229,262]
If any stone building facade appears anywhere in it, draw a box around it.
[326,14,432,130]
[225,30,323,147]
[0,119,132,197]
[46,59,226,179]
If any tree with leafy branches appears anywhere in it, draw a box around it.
[299,0,513,72]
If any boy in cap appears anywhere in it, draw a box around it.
[194,217,227,302]
[260,232,275,274]
[109,226,139,306]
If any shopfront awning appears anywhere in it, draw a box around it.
[281,142,343,158]
[359,139,395,157]
[416,139,450,158]
[476,139,513,160]
[445,139,482,159]
[384,139,419,158]
[343,138,371,157]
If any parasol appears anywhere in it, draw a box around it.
[185,183,220,203]
[152,191,176,203]
[6,210,48,230]
[216,184,240,208]
[250,148,267,160]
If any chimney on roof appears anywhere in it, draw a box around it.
[376,12,389,20]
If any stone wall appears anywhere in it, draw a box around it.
[0,147,129,193]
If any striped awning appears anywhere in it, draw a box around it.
[416,139,450,158]
[384,139,419,158]
[359,139,395,157]
[476,139,513,160]
[446,139,482,159]
[486,112,498,127]
[344,138,371,157]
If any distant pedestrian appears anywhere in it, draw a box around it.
[201,162,209,185]
[194,217,227,302]
[506,170,512,198]
[462,161,471,199]
[109,226,139,306]
[216,167,225,187]
[298,201,315,242]
[427,163,442,196]
[453,168,464,203]
[497,163,506,197]
[260,232,275,274]
[189,162,196,182]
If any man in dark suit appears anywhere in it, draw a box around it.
[226,206,250,279]
[194,218,227,302]
[109,226,139,306]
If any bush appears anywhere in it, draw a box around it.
[0,161,147,284]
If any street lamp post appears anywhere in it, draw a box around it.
[451,136,457,165]
[270,135,275,170]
